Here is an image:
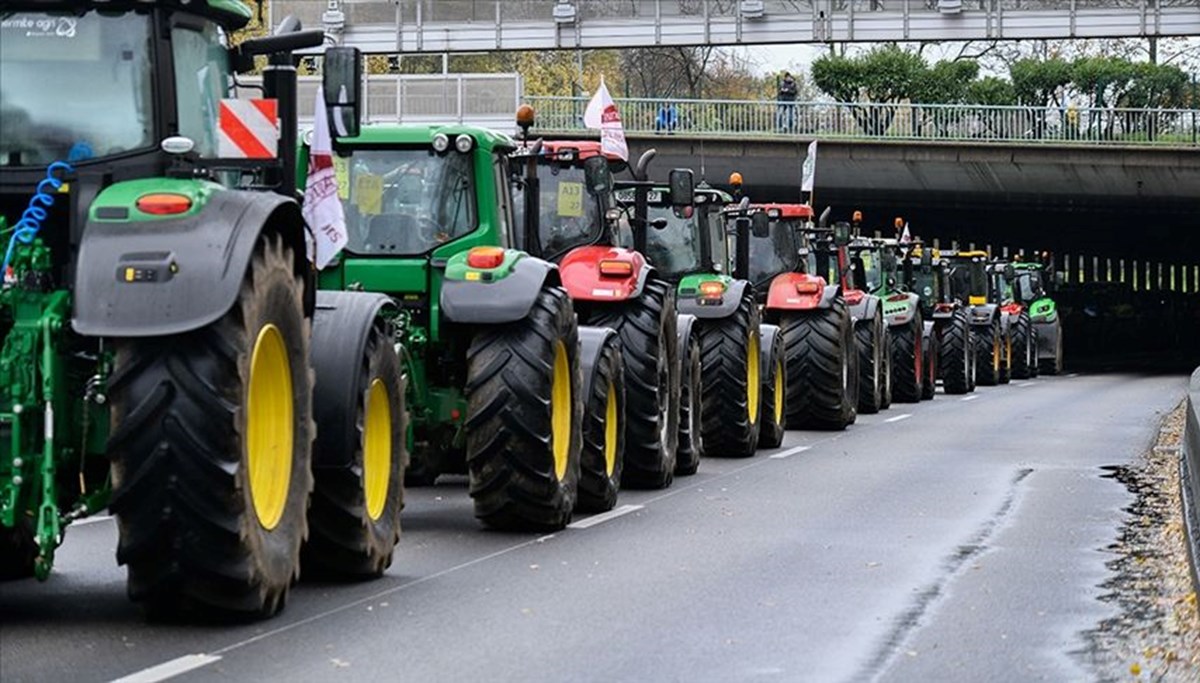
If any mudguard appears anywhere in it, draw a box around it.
[847,293,880,326]
[1034,318,1060,361]
[559,246,651,302]
[72,189,306,337]
[311,290,398,469]
[882,293,921,327]
[440,255,559,324]
[579,325,621,403]
[967,303,999,328]
[765,273,839,312]
[677,279,752,319]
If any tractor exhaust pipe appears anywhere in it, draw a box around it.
[634,149,656,181]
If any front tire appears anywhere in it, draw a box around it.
[577,334,625,513]
[1010,312,1033,379]
[940,311,972,395]
[108,233,314,619]
[466,286,582,531]
[758,328,786,449]
[890,313,923,403]
[975,318,1002,386]
[855,312,886,414]
[304,323,405,579]
[674,333,703,476]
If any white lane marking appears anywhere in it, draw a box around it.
[109,654,222,683]
[1016,382,1034,387]
[72,514,114,527]
[961,395,980,402]
[769,445,811,460]
[884,413,912,423]
[1066,373,1079,378]
[568,504,644,529]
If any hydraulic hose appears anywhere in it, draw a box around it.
[2,161,73,281]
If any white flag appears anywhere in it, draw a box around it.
[583,76,629,161]
[900,224,912,244]
[800,139,817,194]
[303,90,348,269]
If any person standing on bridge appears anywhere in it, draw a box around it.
[777,71,798,133]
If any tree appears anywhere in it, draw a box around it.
[812,45,928,135]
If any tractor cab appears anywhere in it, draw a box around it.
[902,246,953,319]
[613,171,733,282]
[941,250,992,307]
[736,203,816,296]
[509,139,625,260]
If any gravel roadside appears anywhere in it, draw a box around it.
[1086,401,1200,681]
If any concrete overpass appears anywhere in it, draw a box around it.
[272,0,1200,53]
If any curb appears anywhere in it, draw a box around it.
[1182,367,1200,596]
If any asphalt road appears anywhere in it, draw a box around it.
[0,372,1188,683]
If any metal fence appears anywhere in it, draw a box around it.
[235,73,522,129]
[524,96,1200,146]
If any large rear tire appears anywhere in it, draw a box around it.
[303,324,405,579]
[974,318,1002,386]
[758,329,786,449]
[108,233,314,619]
[696,291,761,458]
[674,334,703,476]
[940,312,972,395]
[577,334,625,513]
[466,286,582,531]
[781,300,856,430]
[1010,312,1033,380]
[587,279,678,489]
[855,312,885,415]
[890,313,923,403]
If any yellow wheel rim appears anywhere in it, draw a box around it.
[551,341,571,482]
[247,324,293,531]
[747,332,760,425]
[992,334,1000,371]
[773,357,784,425]
[1006,337,1013,367]
[363,378,392,521]
[604,381,618,477]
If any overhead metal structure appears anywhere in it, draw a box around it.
[274,1,1200,54]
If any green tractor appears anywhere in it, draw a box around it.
[1011,257,1063,375]
[616,171,783,457]
[507,130,680,488]
[942,250,1009,386]
[848,234,925,404]
[309,112,613,528]
[902,247,976,396]
[2,3,407,618]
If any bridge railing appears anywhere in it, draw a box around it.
[525,96,1200,146]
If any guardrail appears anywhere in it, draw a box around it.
[1184,368,1200,595]
[525,96,1200,146]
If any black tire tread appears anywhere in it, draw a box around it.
[577,335,625,513]
[890,313,923,403]
[696,291,761,458]
[781,301,856,430]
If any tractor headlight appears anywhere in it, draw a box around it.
[432,133,451,153]
[455,134,475,154]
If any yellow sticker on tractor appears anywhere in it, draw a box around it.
[334,156,350,199]
[356,174,383,215]
[557,181,584,218]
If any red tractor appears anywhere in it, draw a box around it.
[510,124,686,497]
[742,204,862,430]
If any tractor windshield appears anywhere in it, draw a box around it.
[0,11,155,167]
[1014,271,1043,303]
[510,159,602,260]
[747,217,803,288]
[857,248,884,292]
[337,147,476,256]
[911,269,940,309]
[643,204,704,276]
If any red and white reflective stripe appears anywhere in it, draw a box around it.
[217,99,278,159]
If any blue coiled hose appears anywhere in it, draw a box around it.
[2,161,74,279]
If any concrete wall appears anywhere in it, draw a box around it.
[1184,368,1200,595]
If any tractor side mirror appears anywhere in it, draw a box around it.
[751,212,771,238]
[832,221,852,247]
[1004,264,1015,279]
[668,169,694,207]
[323,47,362,139]
[583,156,613,196]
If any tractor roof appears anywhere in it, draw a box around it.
[749,203,815,219]
[333,124,515,153]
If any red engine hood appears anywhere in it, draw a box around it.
[559,246,647,301]
[766,272,826,310]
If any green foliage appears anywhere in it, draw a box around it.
[1121,62,1189,109]
[812,45,928,104]
[966,77,1017,106]
[1009,57,1073,106]
[913,60,980,104]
